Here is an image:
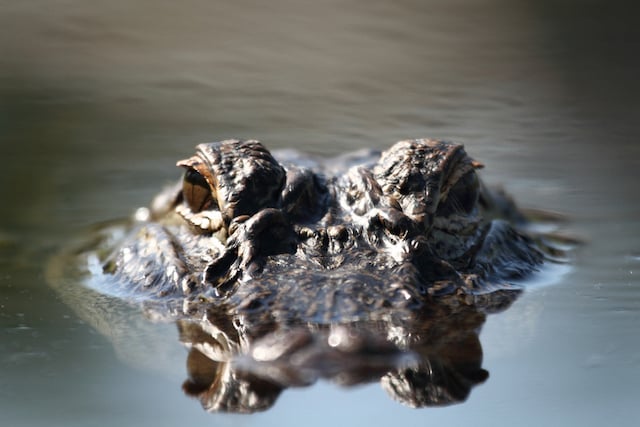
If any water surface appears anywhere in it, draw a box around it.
[2,1,640,426]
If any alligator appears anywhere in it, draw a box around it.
[49,138,568,412]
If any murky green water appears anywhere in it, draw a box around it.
[2,1,640,426]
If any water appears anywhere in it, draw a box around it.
[1,0,640,425]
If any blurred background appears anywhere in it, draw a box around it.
[1,1,639,426]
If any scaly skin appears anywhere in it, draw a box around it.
[101,138,543,321]
[50,138,566,412]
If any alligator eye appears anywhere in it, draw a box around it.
[437,171,479,217]
[182,168,217,212]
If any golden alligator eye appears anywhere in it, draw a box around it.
[437,171,479,217]
[182,168,217,212]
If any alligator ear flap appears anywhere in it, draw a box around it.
[471,160,484,169]
[176,156,209,177]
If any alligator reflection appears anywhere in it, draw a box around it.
[175,295,503,413]
[49,235,520,413]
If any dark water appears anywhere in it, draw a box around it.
[2,0,640,426]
